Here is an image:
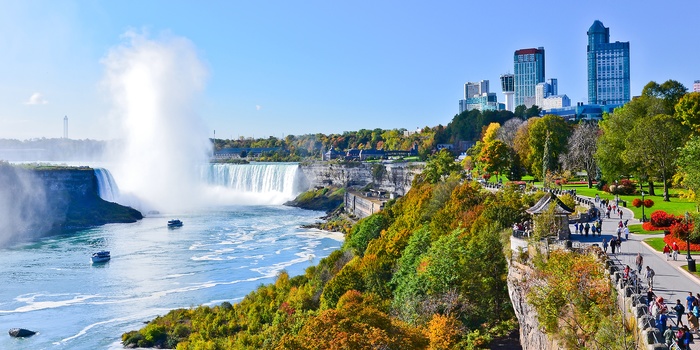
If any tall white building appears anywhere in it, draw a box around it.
[500,74,515,112]
[694,80,700,93]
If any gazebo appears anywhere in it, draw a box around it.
[526,192,574,240]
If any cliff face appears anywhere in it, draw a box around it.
[299,162,423,195]
[507,260,560,350]
[0,164,142,247]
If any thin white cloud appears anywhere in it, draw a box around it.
[256,105,262,111]
[25,92,48,105]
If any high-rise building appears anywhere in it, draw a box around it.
[587,20,630,105]
[514,47,545,108]
[63,115,68,139]
[458,80,500,113]
[694,80,700,93]
[500,74,515,112]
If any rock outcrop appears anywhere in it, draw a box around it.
[507,260,560,350]
[8,328,36,338]
[0,163,142,247]
[299,161,422,196]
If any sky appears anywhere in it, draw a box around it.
[0,1,698,141]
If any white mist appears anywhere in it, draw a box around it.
[102,31,211,213]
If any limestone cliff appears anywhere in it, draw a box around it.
[299,161,423,195]
[0,163,142,247]
[507,260,560,350]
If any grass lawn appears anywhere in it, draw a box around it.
[644,237,700,253]
[681,265,700,278]
[558,183,698,217]
[644,237,666,251]
[627,223,665,235]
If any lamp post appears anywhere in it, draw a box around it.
[641,191,646,223]
[687,211,696,272]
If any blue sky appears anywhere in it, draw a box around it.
[1,1,698,141]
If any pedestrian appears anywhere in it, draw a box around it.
[673,242,680,261]
[611,238,617,254]
[657,312,668,334]
[645,266,655,289]
[664,326,676,347]
[675,299,686,327]
[686,292,697,313]
[690,300,700,332]
[619,208,623,219]
[584,222,590,236]
[602,238,608,253]
[679,326,692,350]
[624,226,629,240]
[664,244,671,261]
[636,253,644,274]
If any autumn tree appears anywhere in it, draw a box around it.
[561,122,599,188]
[676,92,700,132]
[422,149,461,184]
[513,117,538,174]
[479,140,511,182]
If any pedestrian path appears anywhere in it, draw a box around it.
[567,198,700,348]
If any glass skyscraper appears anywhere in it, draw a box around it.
[514,47,545,108]
[587,20,630,105]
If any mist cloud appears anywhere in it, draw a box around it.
[101,30,211,213]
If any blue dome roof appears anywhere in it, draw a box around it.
[588,20,606,33]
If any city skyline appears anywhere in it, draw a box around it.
[0,1,698,141]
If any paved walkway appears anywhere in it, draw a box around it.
[568,199,700,348]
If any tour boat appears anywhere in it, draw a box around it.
[91,251,111,263]
[168,219,183,228]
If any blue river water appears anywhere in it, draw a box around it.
[0,205,343,349]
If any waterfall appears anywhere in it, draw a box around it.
[205,163,308,201]
[94,168,120,203]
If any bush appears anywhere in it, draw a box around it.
[644,199,654,208]
[607,179,637,195]
[650,210,678,228]
[632,198,643,208]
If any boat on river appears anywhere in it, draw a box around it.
[91,251,111,263]
[168,219,183,228]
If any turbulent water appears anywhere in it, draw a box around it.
[0,164,342,349]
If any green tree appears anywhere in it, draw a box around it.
[624,114,689,201]
[527,115,571,180]
[676,92,700,133]
[679,136,700,201]
[422,149,461,184]
[642,80,688,114]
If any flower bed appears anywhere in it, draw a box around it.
[664,233,700,252]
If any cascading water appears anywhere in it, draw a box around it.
[204,163,309,205]
[94,168,120,202]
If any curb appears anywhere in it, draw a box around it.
[640,239,700,284]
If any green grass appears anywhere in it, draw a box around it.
[644,237,666,251]
[627,223,664,235]
[557,183,698,217]
[645,237,700,253]
[681,265,700,278]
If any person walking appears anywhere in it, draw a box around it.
[674,299,686,327]
[645,266,655,289]
[664,245,672,261]
[611,238,617,254]
[584,222,590,236]
[624,225,629,240]
[673,242,680,261]
[635,253,643,274]
[602,238,608,253]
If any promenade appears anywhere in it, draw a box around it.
[568,198,700,348]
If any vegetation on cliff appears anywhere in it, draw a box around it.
[285,187,345,213]
[122,154,536,349]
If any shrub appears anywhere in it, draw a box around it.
[632,198,643,208]
[650,211,678,228]
[644,199,655,208]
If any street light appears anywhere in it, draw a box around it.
[686,211,696,272]
[641,191,646,223]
